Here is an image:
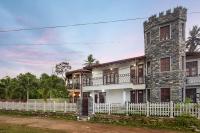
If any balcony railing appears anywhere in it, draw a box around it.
[67,83,80,89]
[83,73,144,86]
[186,75,200,85]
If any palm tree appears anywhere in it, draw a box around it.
[186,25,200,52]
[84,54,96,66]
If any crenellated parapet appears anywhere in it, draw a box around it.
[144,6,187,31]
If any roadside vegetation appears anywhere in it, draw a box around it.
[90,114,200,132]
[0,122,66,133]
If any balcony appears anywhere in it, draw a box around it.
[186,75,200,86]
[83,73,144,86]
[67,83,80,90]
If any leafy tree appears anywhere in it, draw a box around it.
[186,25,200,52]
[0,76,13,100]
[16,73,39,100]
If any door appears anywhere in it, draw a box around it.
[186,88,196,103]
[82,97,88,116]
[130,90,137,103]
[138,90,144,103]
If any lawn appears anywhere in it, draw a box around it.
[0,122,66,133]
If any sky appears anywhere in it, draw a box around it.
[0,0,200,78]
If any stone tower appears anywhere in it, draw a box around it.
[144,7,187,102]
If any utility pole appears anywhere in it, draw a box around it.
[27,77,29,101]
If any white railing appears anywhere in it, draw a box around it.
[0,101,77,113]
[186,76,200,85]
[94,101,200,118]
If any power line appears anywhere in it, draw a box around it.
[0,11,199,33]
[0,17,147,33]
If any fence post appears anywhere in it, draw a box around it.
[43,102,46,112]
[93,102,95,114]
[170,101,174,118]
[126,102,129,116]
[5,101,7,110]
[64,101,66,113]
[198,102,200,119]
[108,103,111,115]
[34,101,37,112]
[146,101,150,117]
[26,101,29,111]
[53,101,56,112]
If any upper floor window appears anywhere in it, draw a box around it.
[103,68,118,84]
[130,65,137,84]
[160,57,170,72]
[138,64,144,84]
[186,61,198,77]
[146,32,151,45]
[181,23,185,40]
[182,56,185,70]
[147,61,151,74]
[160,25,170,41]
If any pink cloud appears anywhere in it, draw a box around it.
[35,29,58,44]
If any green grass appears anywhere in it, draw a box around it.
[0,123,66,133]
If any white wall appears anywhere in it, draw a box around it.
[106,89,124,103]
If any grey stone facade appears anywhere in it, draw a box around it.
[144,7,187,102]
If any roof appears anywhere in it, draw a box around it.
[84,55,145,69]
[186,52,200,59]
[65,69,91,76]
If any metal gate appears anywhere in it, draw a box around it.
[82,97,88,116]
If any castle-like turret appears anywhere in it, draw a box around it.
[144,7,187,102]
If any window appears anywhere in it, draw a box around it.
[130,66,137,84]
[186,61,198,77]
[147,61,151,74]
[103,68,118,84]
[182,56,185,70]
[95,94,98,103]
[99,92,106,103]
[160,57,170,72]
[83,74,92,86]
[147,89,150,102]
[181,23,185,40]
[146,32,151,45]
[138,64,144,84]
[161,88,170,102]
[186,88,196,103]
[160,25,170,41]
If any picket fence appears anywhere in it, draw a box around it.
[94,101,200,119]
[0,101,200,118]
[0,101,76,112]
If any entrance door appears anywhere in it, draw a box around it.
[130,90,137,103]
[138,90,144,103]
[130,90,144,103]
[186,88,196,103]
[82,97,88,116]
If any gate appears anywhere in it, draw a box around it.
[82,97,88,116]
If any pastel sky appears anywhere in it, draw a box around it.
[0,0,200,78]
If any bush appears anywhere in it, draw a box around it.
[90,114,200,132]
[0,110,77,120]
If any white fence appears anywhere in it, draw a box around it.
[94,101,200,119]
[1,101,200,119]
[0,101,77,113]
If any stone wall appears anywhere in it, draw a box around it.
[144,7,187,102]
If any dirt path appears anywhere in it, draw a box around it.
[0,115,181,133]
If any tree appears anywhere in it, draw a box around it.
[0,76,13,100]
[84,54,97,66]
[16,73,39,100]
[186,25,200,52]
[55,62,71,83]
